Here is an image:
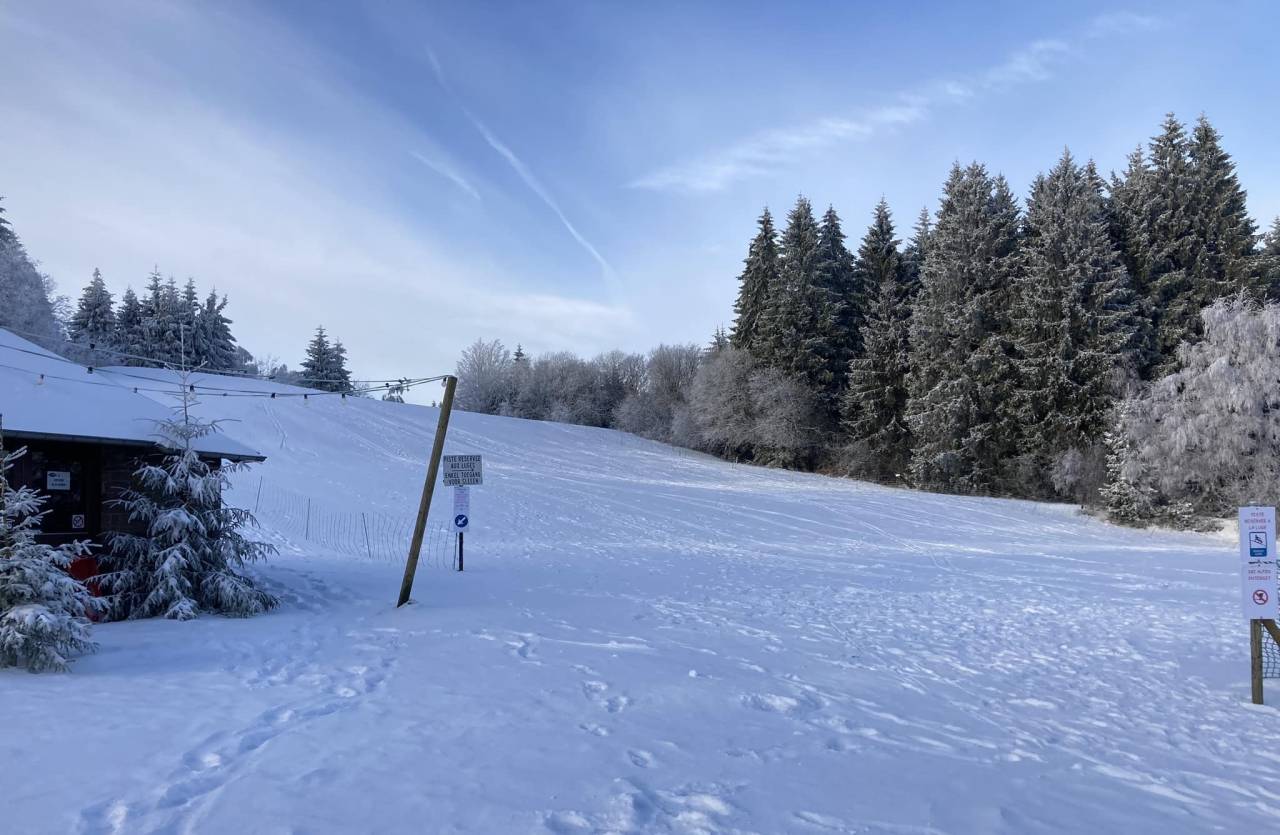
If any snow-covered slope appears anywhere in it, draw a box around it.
[6,379,1278,834]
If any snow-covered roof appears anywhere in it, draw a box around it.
[0,328,265,461]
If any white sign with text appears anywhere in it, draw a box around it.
[1240,506,1279,619]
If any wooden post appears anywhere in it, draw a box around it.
[397,375,457,607]
[1251,618,1265,705]
[305,497,311,540]
[458,531,464,572]
[254,476,264,513]
[362,512,372,560]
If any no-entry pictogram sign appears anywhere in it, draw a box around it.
[1254,589,1270,606]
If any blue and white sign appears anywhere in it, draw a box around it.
[452,486,471,533]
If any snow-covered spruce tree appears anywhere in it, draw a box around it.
[97,383,277,620]
[906,163,1021,494]
[68,268,116,349]
[729,208,780,353]
[194,290,237,371]
[842,200,912,482]
[816,205,860,394]
[113,287,147,363]
[300,325,348,392]
[1106,146,1159,375]
[1186,115,1265,304]
[0,207,65,350]
[1011,152,1137,501]
[1105,295,1280,523]
[0,429,98,672]
[1263,217,1280,300]
[1098,402,1157,525]
[758,196,842,423]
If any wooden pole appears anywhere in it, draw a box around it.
[458,531,464,572]
[1251,618,1265,705]
[397,375,457,607]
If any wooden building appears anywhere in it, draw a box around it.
[0,328,265,548]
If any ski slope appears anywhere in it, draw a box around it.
[5,376,1279,835]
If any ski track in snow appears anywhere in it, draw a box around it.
[5,387,1280,834]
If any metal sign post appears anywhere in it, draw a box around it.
[1239,506,1279,703]
[452,485,470,571]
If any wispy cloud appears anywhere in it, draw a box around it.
[632,13,1157,194]
[421,46,613,278]
[981,39,1069,88]
[410,150,481,200]
[632,105,926,193]
[466,111,614,278]
[1088,11,1164,38]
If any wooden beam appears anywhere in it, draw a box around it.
[397,375,457,607]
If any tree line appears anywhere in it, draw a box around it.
[458,114,1280,526]
[0,199,357,392]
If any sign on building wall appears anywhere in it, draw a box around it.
[46,471,71,491]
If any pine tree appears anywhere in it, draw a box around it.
[330,339,353,394]
[114,287,147,363]
[97,383,277,620]
[730,208,780,353]
[195,291,236,371]
[816,205,859,390]
[0,426,98,671]
[708,325,729,355]
[1013,151,1136,499]
[841,200,911,480]
[68,268,116,348]
[300,326,353,393]
[1263,217,1280,300]
[1186,115,1264,301]
[301,325,332,386]
[906,163,1022,494]
[1106,147,1159,373]
[901,207,931,295]
[0,196,15,249]
[759,197,842,420]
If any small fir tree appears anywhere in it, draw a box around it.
[97,383,277,620]
[0,425,99,671]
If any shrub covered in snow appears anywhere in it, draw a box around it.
[1104,295,1280,525]
[98,389,277,620]
[0,437,99,672]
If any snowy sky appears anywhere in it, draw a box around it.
[2,1,1278,382]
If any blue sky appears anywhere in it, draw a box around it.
[2,1,1278,382]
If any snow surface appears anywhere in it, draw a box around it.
[5,380,1280,834]
[0,329,262,460]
